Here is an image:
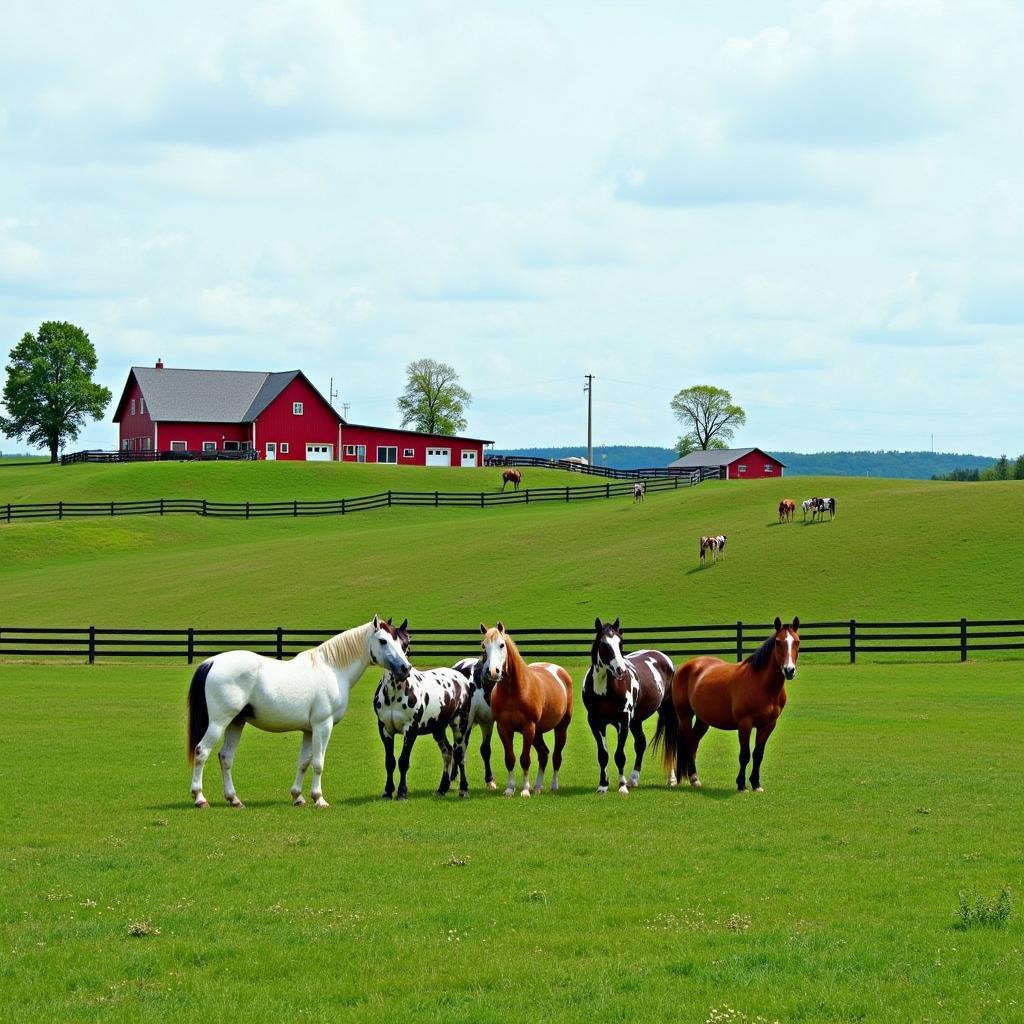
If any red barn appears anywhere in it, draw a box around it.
[667,447,786,480]
[112,362,491,465]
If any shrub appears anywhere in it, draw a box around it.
[954,885,1012,930]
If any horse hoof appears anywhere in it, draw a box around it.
[597,786,608,794]
[754,786,765,793]
[520,789,531,799]
[459,790,469,800]
[618,785,630,796]
[690,777,702,789]
[486,781,498,791]
[504,788,515,798]
[195,799,210,810]
[668,776,678,788]
[228,798,245,809]
[738,787,749,795]
[396,793,408,802]
[381,793,393,801]
[292,795,306,806]
[314,797,330,808]
[532,786,543,795]
[627,778,639,789]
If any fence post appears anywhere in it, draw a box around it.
[388,490,392,508]
[435,491,439,508]
[341,498,346,516]
[160,498,164,516]
[202,499,208,516]
[960,617,968,662]
[606,482,610,498]
[849,618,856,664]
[110,501,115,517]
[736,621,743,662]
[245,501,250,520]
[293,500,298,517]
[565,486,570,503]
[276,626,284,660]
[59,501,63,520]
[525,489,529,504]
[480,491,485,508]
[88,625,96,665]
[187,627,195,665]
[5,503,9,524]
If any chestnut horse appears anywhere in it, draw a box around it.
[481,622,573,797]
[654,616,799,793]
[778,499,795,523]
[501,469,522,491]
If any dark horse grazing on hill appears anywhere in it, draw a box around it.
[482,622,573,797]
[583,618,673,794]
[778,498,795,523]
[501,469,522,491]
[654,617,800,792]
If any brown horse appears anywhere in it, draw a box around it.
[481,622,573,797]
[654,616,799,792]
[778,499,795,523]
[501,469,522,491]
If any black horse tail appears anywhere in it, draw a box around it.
[831,497,837,518]
[652,690,679,777]
[186,660,214,765]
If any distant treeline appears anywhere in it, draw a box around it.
[494,446,1002,480]
[932,455,1024,482]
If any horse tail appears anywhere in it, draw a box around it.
[831,497,837,518]
[651,688,679,776]
[186,660,214,765]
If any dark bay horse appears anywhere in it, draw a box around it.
[654,617,800,792]
[482,622,573,797]
[501,469,522,491]
[778,499,795,523]
[582,618,673,794]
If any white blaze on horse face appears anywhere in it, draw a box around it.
[482,634,507,682]
[783,633,797,677]
[373,626,411,678]
[604,634,628,677]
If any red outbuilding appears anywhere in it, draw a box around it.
[667,447,786,480]
[112,362,491,465]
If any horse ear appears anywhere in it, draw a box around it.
[594,617,603,632]
[792,616,800,632]
[480,623,488,635]
[496,621,505,633]
[373,614,381,629]
[399,618,408,632]
[612,617,621,632]
[774,616,782,632]
[387,616,393,625]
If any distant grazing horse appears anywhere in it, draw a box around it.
[633,482,646,503]
[451,656,498,791]
[482,622,573,797]
[778,498,795,523]
[373,620,474,799]
[654,616,800,792]
[816,496,836,520]
[700,534,727,566]
[501,469,522,491]
[583,618,674,794]
[187,616,412,809]
[801,498,820,522]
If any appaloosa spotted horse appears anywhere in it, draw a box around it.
[373,620,474,799]
[451,655,498,791]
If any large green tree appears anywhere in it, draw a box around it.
[396,358,471,436]
[0,322,112,462]
[669,384,746,457]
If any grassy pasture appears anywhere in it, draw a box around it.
[1,474,1021,630]
[1,661,1022,1024]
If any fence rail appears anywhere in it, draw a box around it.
[485,454,721,481]
[61,449,259,465]
[2,618,1021,665]
[1,472,715,524]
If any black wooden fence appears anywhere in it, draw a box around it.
[1,472,715,524]
[2,619,1021,665]
[61,449,258,465]
[485,455,720,481]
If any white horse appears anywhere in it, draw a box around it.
[633,482,646,503]
[187,616,412,809]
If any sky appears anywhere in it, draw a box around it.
[1,0,1022,457]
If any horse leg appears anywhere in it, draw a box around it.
[750,720,777,793]
[190,719,229,808]
[309,717,334,809]
[498,722,517,797]
[589,713,610,793]
[378,724,396,800]
[551,716,569,793]
[291,729,313,805]
[218,719,246,808]
[613,719,630,795]
[434,731,454,797]
[532,732,549,794]
[450,724,470,799]
[628,718,647,788]
[480,721,497,790]
[396,731,417,801]
[689,717,709,786]
[736,719,753,792]
[518,723,536,798]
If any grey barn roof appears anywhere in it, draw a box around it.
[115,367,340,424]
[667,447,785,469]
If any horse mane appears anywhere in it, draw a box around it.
[745,633,777,671]
[317,621,374,668]
[500,631,529,683]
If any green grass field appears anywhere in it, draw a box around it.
[2,661,1021,1023]
[2,465,1022,1022]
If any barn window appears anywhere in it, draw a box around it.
[224,441,239,451]
[171,441,187,452]
[130,399,136,415]
[764,464,773,473]
[737,464,747,473]
[403,448,415,458]
[377,446,398,464]
[143,437,151,451]
[202,441,216,452]
[139,398,144,414]
[344,444,356,456]
[293,402,304,415]
[122,439,130,451]
[280,443,289,454]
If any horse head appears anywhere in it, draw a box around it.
[480,621,508,682]
[772,616,801,680]
[371,614,412,681]
[592,617,629,685]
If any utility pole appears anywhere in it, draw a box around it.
[583,374,594,466]
[329,377,339,408]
